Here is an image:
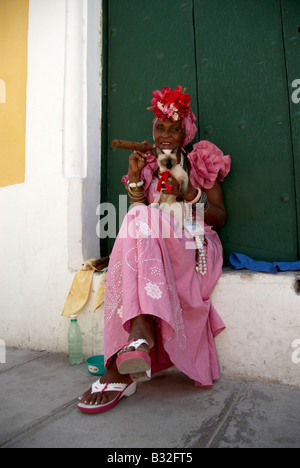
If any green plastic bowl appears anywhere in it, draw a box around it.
[86,355,106,376]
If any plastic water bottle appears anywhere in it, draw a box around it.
[68,315,83,365]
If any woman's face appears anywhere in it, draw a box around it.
[154,118,186,151]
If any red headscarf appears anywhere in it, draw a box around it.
[150,86,198,147]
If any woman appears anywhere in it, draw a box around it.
[78,86,231,414]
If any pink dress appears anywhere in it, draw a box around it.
[104,141,231,387]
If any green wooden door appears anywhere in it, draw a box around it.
[102,0,198,255]
[102,0,300,264]
[194,0,299,262]
[281,0,300,258]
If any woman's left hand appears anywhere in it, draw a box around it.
[161,176,197,200]
[161,175,180,196]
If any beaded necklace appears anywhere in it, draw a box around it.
[180,150,208,276]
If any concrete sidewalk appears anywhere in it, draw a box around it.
[1,348,300,449]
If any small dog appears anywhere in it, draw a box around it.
[154,147,189,226]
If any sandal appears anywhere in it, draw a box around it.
[116,338,151,377]
[130,369,151,382]
[77,380,137,414]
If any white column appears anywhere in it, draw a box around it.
[63,0,87,179]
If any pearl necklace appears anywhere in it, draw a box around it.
[184,202,208,276]
[179,150,208,276]
[195,234,208,276]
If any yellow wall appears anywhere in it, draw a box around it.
[0,0,29,188]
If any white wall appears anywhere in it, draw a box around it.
[214,270,300,387]
[0,0,102,355]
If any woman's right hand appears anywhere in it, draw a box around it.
[128,141,149,179]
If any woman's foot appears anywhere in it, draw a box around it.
[78,357,132,407]
[79,315,155,409]
[117,314,154,358]
[117,315,154,379]
[128,314,155,348]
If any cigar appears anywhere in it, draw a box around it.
[112,140,154,153]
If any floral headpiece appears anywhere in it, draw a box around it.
[148,86,192,122]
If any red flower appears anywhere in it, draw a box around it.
[148,86,191,122]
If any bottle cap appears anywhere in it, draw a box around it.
[70,315,77,320]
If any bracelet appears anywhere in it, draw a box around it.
[199,191,210,212]
[129,192,146,204]
[127,179,144,190]
[188,188,210,212]
[188,188,202,204]
[128,186,147,204]
[128,186,145,197]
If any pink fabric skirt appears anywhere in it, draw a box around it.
[103,205,225,387]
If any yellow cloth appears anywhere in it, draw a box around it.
[62,259,107,317]
[94,270,107,310]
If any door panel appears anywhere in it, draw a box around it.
[106,0,198,253]
[194,0,298,262]
[281,0,300,257]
